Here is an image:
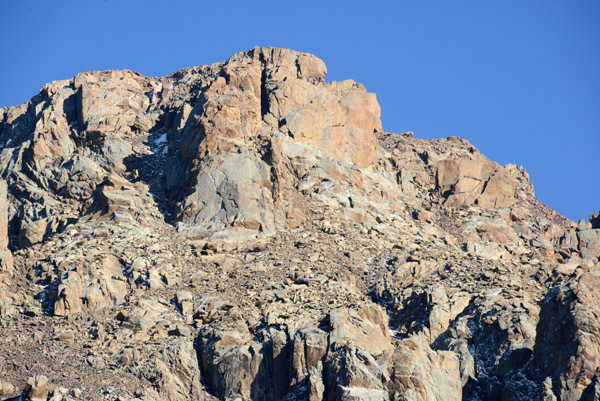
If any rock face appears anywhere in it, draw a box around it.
[169,48,381,238]
[436,158,515,208]
[0,180,12,289]
[388,336,462,401]
[0,47,595,401]
[530,270,600,401]
[0,47,381,244]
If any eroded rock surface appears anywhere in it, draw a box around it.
[0,47,595,401]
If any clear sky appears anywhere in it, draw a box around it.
[2,0,598,222]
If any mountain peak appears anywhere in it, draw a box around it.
[0,48,598,401]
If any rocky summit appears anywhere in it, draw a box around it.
[0,47,598,401]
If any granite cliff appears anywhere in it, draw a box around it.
[0,47,598,401]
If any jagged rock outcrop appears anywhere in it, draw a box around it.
[195,298,394,401]
[0,47,595,401]
[167,48,382,239]
[530,269,600,401]
[388,336,462,401]
[155,339,204,401]
[436,158,515,209]
[0,179,12,288]
[0,47,384,245]
[52,254,128,317]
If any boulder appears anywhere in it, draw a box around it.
[436,158,515,209]
[25,375,49,401]
[19,218,48,247]
[87,174,155,224]
[325,304,394,399]
[388,336,462,401]
[0,380,16,399]
[590,211,600,229]
[54,255,127,316]
[577,226,600,260]
[156,339,203,401]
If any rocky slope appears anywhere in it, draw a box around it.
[0,47,598,401]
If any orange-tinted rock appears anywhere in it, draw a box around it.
[476,170,515,209]
[279,79,381,168]
[25,375,49,401]
[75,69,158,138]
[170,47,381,237]
[437,158,515,209]
[0,46,591,401]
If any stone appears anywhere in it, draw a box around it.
[19,218,48,247]
[54,330,75,342]
[48,386,69,401]
[75,69,156,138]
[325,304,394,398]
[529,270,600,400]
[147,268,163,289]
[0,249,13,274]
[26,375,49,401]
[554,261,579,276]
[436,158,515,209]
[155,339,203,401]
[118,347,134,364]
[510,206,527,222]
[476,170,515,209]
[0,180,8,249]
[388,336,461,401]
[415,209,435,222]
[560,229,579,252]
[54,255,128,316]
[0,380,15,398]
[578,228,600,260]
[590,211,600,229]
[339,386,389,401]
[88,174,154,224]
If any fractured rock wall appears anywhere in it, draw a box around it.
[0,47,596,401]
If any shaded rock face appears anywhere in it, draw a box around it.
[529,270,600,401]
[196,301,443,401]
[0,68,167,249]
[0,47,596,401]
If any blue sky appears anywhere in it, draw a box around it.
[2,0,598,222]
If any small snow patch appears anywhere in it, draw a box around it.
[154,133,167,146]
